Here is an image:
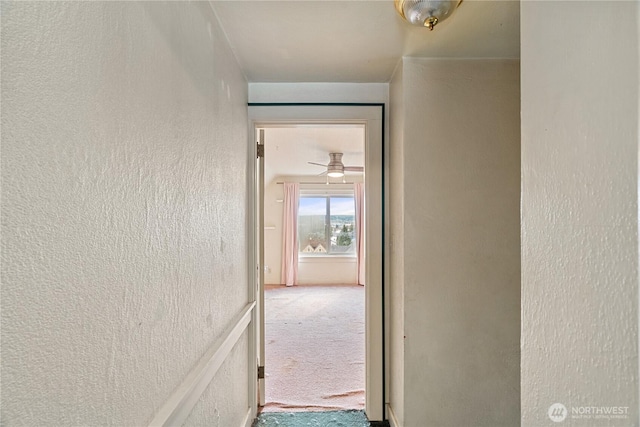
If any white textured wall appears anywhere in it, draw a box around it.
[521,2,639,426]
[388,59,405,427]
[248,83,388,105]
[394,58,521,427]
[184,331,249,427]
[1,2,249,426]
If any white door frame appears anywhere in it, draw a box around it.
[247,104,385,422]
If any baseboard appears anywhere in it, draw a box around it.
[370,421,390,427]
[387,404,400,427]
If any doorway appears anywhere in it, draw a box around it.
[248,104,384,422]
[260,125,366,412]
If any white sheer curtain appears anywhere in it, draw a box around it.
[354,182,365,286]
[281,183,300,286]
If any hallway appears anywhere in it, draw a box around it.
[2,1,638,426]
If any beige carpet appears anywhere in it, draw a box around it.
[262,284,365,412]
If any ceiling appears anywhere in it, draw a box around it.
[211,0,520,83]
[216,1,519,181]
[262,126,365,184]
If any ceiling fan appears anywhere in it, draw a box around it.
[308,153,364,178]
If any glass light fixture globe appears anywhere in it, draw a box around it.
[395,0,462,30]
[327,168,344,178]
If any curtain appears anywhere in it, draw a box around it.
[281,183,300,286]
[354,182,365,286]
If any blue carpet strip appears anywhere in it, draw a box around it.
[254,410,370,427]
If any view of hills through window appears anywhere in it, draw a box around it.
[298,196,356,254]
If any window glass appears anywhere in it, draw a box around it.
[298,197,328,253]
[298,195,355,255]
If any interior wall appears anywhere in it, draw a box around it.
[263,176,362,285]
[1,3,249,425]
[388,60,405,427]
[521,2,640,425]
[394,58,521,427]
[249,83,388,105]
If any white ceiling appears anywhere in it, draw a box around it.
[211,0,520,83]
[216,1,519,181]
[262,125,365,184]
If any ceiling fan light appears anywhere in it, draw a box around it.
[327,153,345,177]
[395,0,462,30]
[327,165,344,178]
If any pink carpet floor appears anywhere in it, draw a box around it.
[262,284,365,412]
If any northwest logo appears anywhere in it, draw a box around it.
[548,403,568,422]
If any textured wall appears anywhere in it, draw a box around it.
[400,59,521,427]
[521,2,639,426]
[388,59,405,427]
[184,331,249,427]
[248,83,389,105]
[1,2,249,425]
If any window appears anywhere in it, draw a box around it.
[298,194,356,255]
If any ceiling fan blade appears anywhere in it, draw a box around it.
[308,162,327,167]
[317,170,328,176]
[344,166,364,172]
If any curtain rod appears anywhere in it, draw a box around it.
[276,181,356,185]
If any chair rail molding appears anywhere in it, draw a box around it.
[148,302,256,427]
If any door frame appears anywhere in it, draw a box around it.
[247,103,385,422]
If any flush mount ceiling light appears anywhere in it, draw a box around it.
[395,0,463,30]
[327,166,344,178]
[325,153,345,177]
